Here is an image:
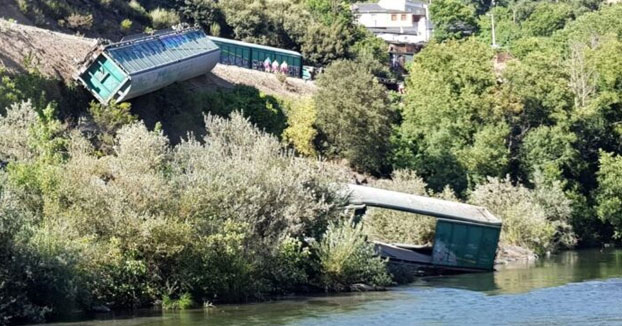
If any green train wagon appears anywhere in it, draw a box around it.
[346,184,502,274]
[76,27,220,104]
[207,36,303,78]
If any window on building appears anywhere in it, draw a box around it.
[391,14,397,21]
[401,14,407,20]
[412,15,420,23]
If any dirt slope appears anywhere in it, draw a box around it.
[0,19,316,99]
[0,19,96,80]
[188,64,316,99]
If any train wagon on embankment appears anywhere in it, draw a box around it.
[75,27,220,103]
[206,35,304,79]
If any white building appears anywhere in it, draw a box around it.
[351,0,433,45]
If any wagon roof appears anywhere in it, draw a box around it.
[346,184,502,226]
[207,36,302,57]
[103,28,219,74]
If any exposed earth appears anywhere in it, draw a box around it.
[0,18,316,99]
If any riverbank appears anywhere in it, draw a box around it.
[37,249,622,326]
[496,244,538,265]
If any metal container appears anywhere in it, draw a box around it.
[77,27,220,103]
[207,36,303,78]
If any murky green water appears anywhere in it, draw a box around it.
[45,249,622,326]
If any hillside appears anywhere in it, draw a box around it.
[0,19,96,80]
[0,18,316,100]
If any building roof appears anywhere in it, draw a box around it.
[352,1,427,13]
[104,28,219,74]
[207,35,302,57]
[352,3,390,13]
[346,184,502,226]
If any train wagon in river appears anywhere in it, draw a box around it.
[207,36,303,78]
[346,184,502,275]
[76,27,220,103]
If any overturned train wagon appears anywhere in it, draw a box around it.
[346,184,502,274]
[76,28,220,103]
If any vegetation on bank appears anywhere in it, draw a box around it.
[2,0,622,324]
[0,102,390,325]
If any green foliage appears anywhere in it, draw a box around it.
[261,236,311,294]
[349,27,391,77]
[363,170,437,245]
[305,0,355,25]
[596,151,622,238]
[193,85,287,136]
[521,2,576,37]
[430,0,478,42]
[314,60,394,174]
[0,106,355,316]
[314,220,391,291]
[120,18,133,31]
[149,8,180,29]
[177,0,225,35]
[520,125,578,184]
[162,293,193,310]
[302,21,356,66]
[88,101,136,153]
[558,4,622,43]
[395,39,504,193]
[282,98,318,156]
[469,176,576,253]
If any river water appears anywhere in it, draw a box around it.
[46,249,622,326]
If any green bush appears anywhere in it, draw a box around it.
[282,98,317,156]
[469,176,576,253]
[149,8,180,29]
[262,236,311,294]
[363,170,437,245]
[314,220,391,291]
[162,293,193,310]
[193,86,287,136]
[120,18,133,31]
[0,106,350,317]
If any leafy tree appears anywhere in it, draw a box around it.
[429,0,478,42]
[219,0,311,50]
[305,0,355,25]
[477,6,522,47]
[519,125,579,185]
[314,60,394,174]
[176,0,225,35]
[302,21,356,66]
[596,151,622,238]
[521,2,576,37]
[349,27,390,77]
[394,39,504,192]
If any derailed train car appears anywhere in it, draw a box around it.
[346,184,502,275]
[76,27,220,103]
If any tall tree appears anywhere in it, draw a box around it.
[429,0,479,42]
[314,60,394,174]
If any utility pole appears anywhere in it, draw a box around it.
[490,0,498,48]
